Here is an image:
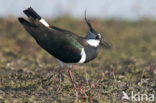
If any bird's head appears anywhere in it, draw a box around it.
[85,11,111,48]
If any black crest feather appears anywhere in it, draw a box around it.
[85,10,97,34]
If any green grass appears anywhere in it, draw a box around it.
[0,17,155,103]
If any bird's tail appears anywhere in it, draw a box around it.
[24,7,41,20]
[18,17,37,38]
[23,7,50,27]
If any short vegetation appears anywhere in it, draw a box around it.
[0,17,155,103]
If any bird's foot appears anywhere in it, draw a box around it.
[68,68,87,97]
[71,83,88,97]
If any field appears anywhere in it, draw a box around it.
[0,17,156,103]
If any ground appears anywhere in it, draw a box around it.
[0,17,155,103]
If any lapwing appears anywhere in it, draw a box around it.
[18,7,111,91]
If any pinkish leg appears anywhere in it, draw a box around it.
[68,68,87,97]
[68,68,77,89]
[57,68,62,91]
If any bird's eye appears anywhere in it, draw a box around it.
[96,35,100,39]
[96,35,99,39]
[96,34,102,40]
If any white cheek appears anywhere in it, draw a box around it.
[86,39,100,47]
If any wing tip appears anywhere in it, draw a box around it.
[18,17,25,23]
[18,17,31,26]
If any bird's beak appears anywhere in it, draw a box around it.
[100,39,111,48]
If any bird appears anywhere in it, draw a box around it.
[18,7,111,91]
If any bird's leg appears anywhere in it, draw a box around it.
[57,67,62,91]
[57,60,64,91]
[67,64,87,97]
[68,68,87,98]
[68,68,77,89]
